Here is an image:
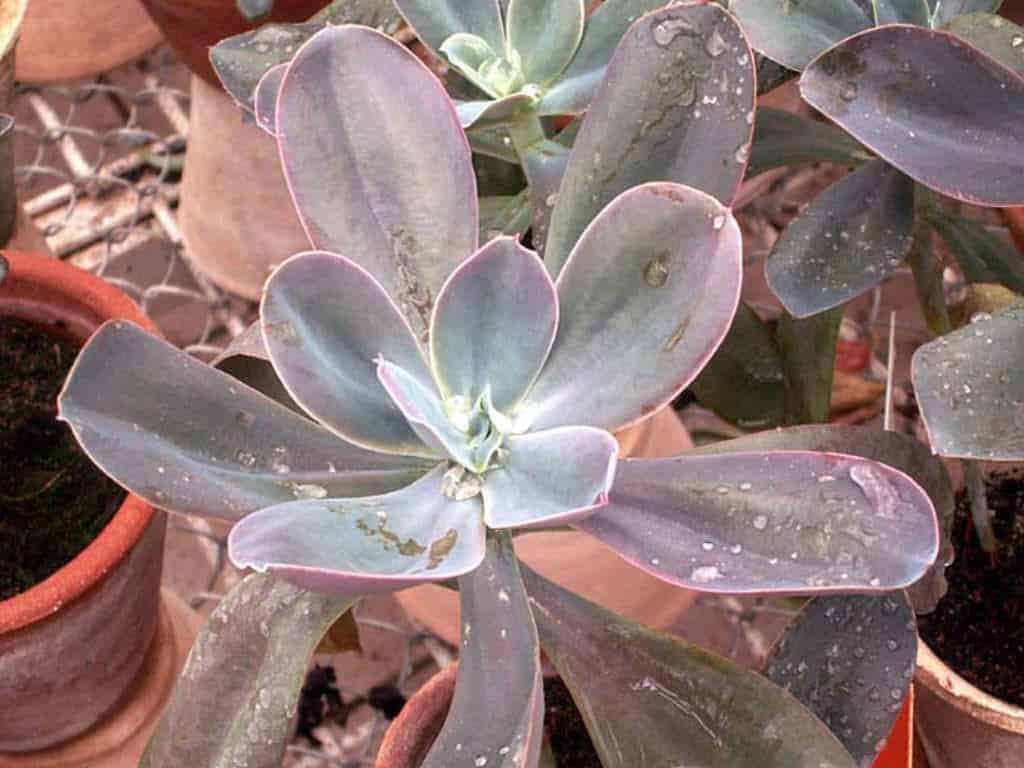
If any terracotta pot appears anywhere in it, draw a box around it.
[914,639,1024,768]
[138,0,326,83]
[0,251,180,757]
[178,74,310,300]
[396,407,700,647]
[15,1,161,84]
[376,666,914,768]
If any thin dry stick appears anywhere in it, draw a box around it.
[884,311,896,432]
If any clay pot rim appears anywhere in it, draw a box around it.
[0,250,159,634]
[917,638,1024,733]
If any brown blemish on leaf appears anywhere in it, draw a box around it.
[427,528,459,569]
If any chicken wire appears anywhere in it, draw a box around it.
[10,44,791,767]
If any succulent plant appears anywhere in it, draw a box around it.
[60,10,943,768]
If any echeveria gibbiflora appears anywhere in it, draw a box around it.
[59,18,941,768]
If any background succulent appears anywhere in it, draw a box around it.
[58,8,946,768]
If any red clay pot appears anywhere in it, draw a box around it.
[376,666,914,768]
[138,0,327,83]
[0,251,166,753]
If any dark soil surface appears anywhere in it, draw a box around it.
[918,473,1024,707]
[0,316,124,601]
[544,677,601,768]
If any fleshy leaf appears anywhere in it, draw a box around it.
[523,567,858,768]
[393,0,505,55]
[276,26,477,339]
[422,532,543,768]
[766,160,915,318]
[577,450,938,593]
[505,0,585,85]
[262,251,434,456]
[931,0,1002,28]
[430,237,557,412]
[228,465,486,594]
[800,25,1024,206]
[924,207,1024,293]
[519,138,570,260]
[544,3,756,274]
[691,303,785,430]
[57,321,431,521]
[253,62,286,134]
[479,191,531,242]
[527,183,741,433]
[141,574,354,768]
[377,359,497,472]
[766,592,917,768]
[537,0,669,115]
[212,321,301,413]
[209,22,323,114]
[730,0,871,71]
[456,94,534,129]
[483,426,617,529]
[912,304,1024,460]
[873,0,931,24]
[687,424,955,614]
[746,107,870,178]
[948,13,1024,74]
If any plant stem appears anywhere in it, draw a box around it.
[909,185,998,551]
[965,460,998,553]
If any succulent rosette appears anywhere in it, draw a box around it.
[57,9,943,768]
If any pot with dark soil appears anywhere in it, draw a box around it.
[916,471,1024,768]
[375,664,604,768]
[0,251,197,765]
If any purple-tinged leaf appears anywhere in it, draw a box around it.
[519,138,569,261]
[731,0,871,71]
[527,183,741,433]
[932,0,1002,28]
[228,465,485,594]
[276,26,477,340]
[577,450,938,593]
[253,62,285,135]
[57,321,431,521]
[506,0,585,85]
[209,22,323,115]
[393,0,505,55]
[262,251,435,456]
[873,0,931,24]
[690,303,785,430]
[687,424,954,614]
[766,160,915,318]
[747,107,870,179]
[422,532,543,768]
[537,0,671,116]
[544,3,756,274]
[456,94,534,129]
[766,592,917,768]
[141,574,354,768]
[924,206,1024,293]
[912,304,1024,460]
[800,25,1024,206]
[212,321,301,414]
[483,426,617,529]
[377,359,498,473]
[430,237,557,412]
[523,567,858,768]
[948,13,1024,74]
